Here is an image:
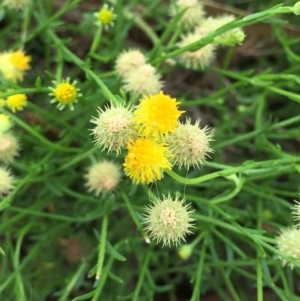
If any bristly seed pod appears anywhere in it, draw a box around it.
[144,193,195,247]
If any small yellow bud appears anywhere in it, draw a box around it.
[293,2,300,15]
[178,244,193,260]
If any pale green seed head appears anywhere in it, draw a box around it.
[144,194,195,247]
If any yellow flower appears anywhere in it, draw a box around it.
[0,50,31,82]
[133,91,185,139]
[49,78,81,110]
[6,93,27,112]
[94,4,116,29]
[123,138,172,184]
[9,50,31,71]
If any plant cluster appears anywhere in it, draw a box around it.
[1,0,300,300]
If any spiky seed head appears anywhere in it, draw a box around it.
[166,118,214,169]
[275,227,300,269]
[0,166,15,197]
[196,15,244,47]
[116,50,146,78]
[91,103,138,154]
[0,132,20,163]
[144,194,195,247]
[123,64,163,95]
[170,0,205,29]
[177,31,216,69]
[84,160,121,196]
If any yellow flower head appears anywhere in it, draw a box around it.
[0,50,31,82]
[94,4,116,29]
[9,50,31,71]
[49,78,81,110]
[123,138,172,184]
[6,93,27,112]
[133,91,185,139]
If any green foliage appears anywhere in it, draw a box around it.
[1,1,300,301]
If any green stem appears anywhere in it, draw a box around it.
[124,9,159,45]
[132,246,152,301]
[119,189,146,240]
[153,4,294,64]
[166,157,300,185]
[89,25,103,55]
[95,214,109,280]
[4,110,78,153]
[256,200,263,301]
[49,31,119,105]
[190,232,207,301]
[211,175,245,204]
[0,88,49,98]
[57,259,89,301]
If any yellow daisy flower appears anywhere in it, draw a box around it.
[9,50,31,71]
[6,93,27,112]
[94,4,116,29]
[123,137,172,184]
[49,78,81,110]
[133,91,185,139]
[0,50,31,82]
